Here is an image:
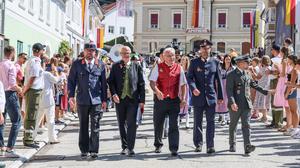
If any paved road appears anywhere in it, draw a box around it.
[22,93,300,168]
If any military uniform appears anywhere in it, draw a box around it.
[226,55,269,154]
[187,39,223,153]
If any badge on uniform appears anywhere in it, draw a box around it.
[237,90,241,95]
[197,67,202,72]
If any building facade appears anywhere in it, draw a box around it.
[4,0,67,57]
[134,0,256,55]
[102,2,134,43]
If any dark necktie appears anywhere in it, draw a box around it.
[88,63,92,71]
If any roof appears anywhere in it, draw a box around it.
[102,2,116,14]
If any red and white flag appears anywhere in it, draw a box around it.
[192,0,203,28]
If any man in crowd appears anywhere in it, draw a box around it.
[22,43,45,148]
[187,39,223,154]
[226,55,270,155]
[108,46,145,157]
[149,47,187,157]
[0,46,23,157]
[68,41,107,159]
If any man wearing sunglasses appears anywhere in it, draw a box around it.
[68,41,107,159]
[187,39,223,154]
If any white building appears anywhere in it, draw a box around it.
[102,2,134,43]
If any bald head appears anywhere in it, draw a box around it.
[120,46,131,63]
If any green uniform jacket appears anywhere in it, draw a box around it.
[226,68,268,109]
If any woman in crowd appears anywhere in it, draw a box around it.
[274,47,291,132]
[250,57,260,119]
[179,56,191,129]
[216,54,233,126]
[283,55,299,136]
[253,55,272,124]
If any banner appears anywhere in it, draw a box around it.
[285,0,296,25]
[192,0,203,28]
[296,0,300,26]
[276,0,292,45]
[97,27,104,49]
[81,0,90,37]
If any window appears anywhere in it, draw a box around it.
[55,5,59,31]
[217,42,226,53]
[241,9,253,29]
[19,0,25,10]
[217,10,227,29]
[149,42,158,53]
[27,45,32,57]
[39,0,44,20]
[242,12,251,28]
[17,41,23,55]
[46,0,51,25]
[149,10,159,29]
[28,0,34,15]
[108,26,114,34]
[61,10,65,35]
[120,27,126,35]
[173,12,182,29]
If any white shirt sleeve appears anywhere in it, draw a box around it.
[29,61,41,78]
[148,64,159,82]
[180,66,187,86]
[0,81,6,113]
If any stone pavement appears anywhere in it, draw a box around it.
[0,115,75,168]
[20,93,300,168]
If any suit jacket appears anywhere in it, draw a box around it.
[187,56,223,107]
[108,61,145,103]
[226,68,268,109]
[68,58,107,105]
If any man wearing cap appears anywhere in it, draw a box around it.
[68,41,107,159]
[226,55,271,155]
[266,44,283,128]
[187,39,223,154]
[108,46,145,157]
[21,43,45,148]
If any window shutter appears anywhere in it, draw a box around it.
[151,14,158,25]
[174,13,181,25]
[243,13,250,25]
[218,13,226,25]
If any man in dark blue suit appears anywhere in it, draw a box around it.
[68,41,107,159]
[187,39,223,154]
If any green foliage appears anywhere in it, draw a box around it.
[58,40,72,57]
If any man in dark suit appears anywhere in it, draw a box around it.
[108,46,145,157]
[68,41,107,159]
[226,55,270,155]
[187,39,223,154]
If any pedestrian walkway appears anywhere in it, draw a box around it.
[20,93,300,168]
[0,114,76,168]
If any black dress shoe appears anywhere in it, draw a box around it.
[24,143,40,148]
[171,151,178,157]
[120,149,127,155]
[155,146,162,153]
[266,123,275,128]
[90,153,98,159]
[229,145,236,152]
[207,147,216,154]
[128,150,135,157]
[245,145,256,154]
[194,146,202,152]
[80,153,88,159]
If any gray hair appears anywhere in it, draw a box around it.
[163,47,175,56]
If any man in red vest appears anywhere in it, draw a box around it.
[149,47,187,157]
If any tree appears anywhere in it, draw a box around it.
[58,40,72,57]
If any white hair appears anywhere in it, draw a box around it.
[163,47,175,56]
